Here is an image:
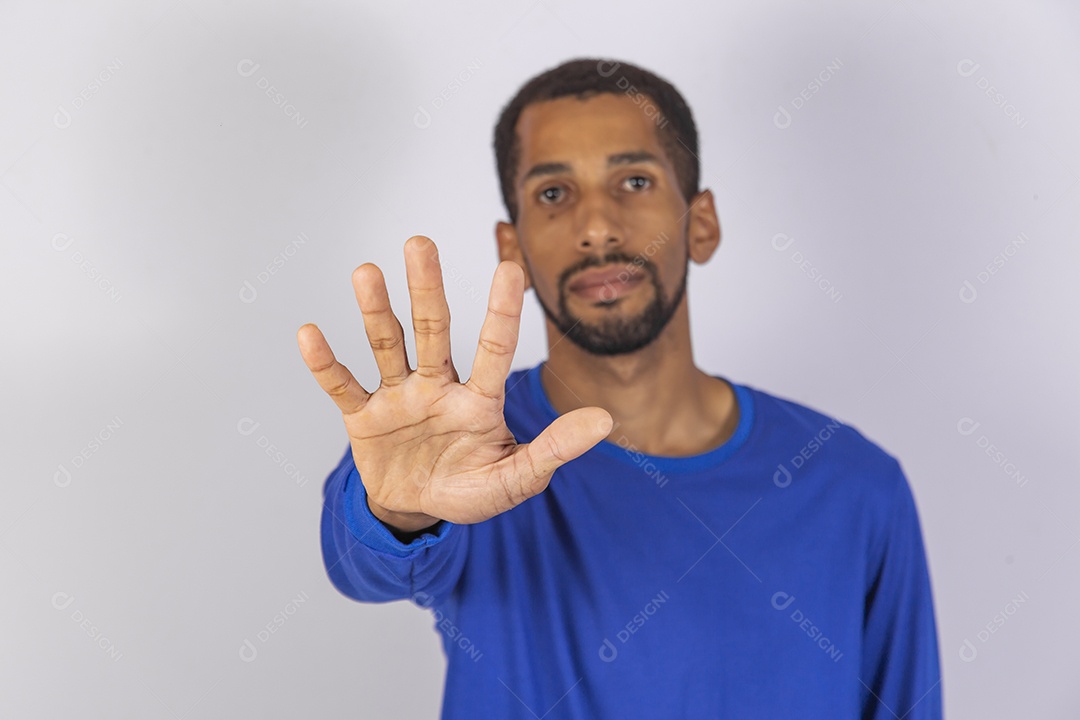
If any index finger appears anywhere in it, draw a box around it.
[466,260,524,400]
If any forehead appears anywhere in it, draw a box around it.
[514,93,669,178]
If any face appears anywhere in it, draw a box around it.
[497,92,718,356]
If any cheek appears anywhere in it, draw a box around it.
[518,239,564,296]
[532,271,565,310]
[650,238,687,285]
[646,191,689,229]
[662,251,688,290]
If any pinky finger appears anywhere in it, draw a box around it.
[297,323,371,416]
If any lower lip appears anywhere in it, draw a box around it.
[569,274,645,302]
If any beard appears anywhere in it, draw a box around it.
[533,250,688,356]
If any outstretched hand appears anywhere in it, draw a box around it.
[297,236,612,533]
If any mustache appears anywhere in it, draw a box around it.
[557,251,658,292]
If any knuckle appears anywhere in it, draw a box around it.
[487,305,519,321]
[466,379,501,401]
[309,358,336,374]
[368,334,402,351]
[477,337,512,356]
[546,434,568,464]
[412,315,450,336]
[326,374,352,397]
[414,364,448,378]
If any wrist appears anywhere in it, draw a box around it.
[366,496,441,535]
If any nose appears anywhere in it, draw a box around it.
[576,191,623,254]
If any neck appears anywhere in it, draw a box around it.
[540,299,738,457]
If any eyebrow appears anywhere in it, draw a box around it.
[518,150,663,186]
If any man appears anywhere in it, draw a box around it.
[297,57,943,719]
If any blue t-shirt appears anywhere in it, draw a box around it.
[320,362,943,719]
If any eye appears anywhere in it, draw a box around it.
[623,175,651,191]
[538,186,564,204]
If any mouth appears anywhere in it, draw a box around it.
[567,266,645,302]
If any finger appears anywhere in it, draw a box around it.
[466,260,524,399]
[517,407,613,490]
[404,236,455,379]
[352,263,410,385]
[296,323,371,415]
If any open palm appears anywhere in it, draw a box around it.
[297,235,612,533]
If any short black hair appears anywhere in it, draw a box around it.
[494,57,700,225]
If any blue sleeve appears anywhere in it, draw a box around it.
[859,461,943,719]
[319,443,469,604]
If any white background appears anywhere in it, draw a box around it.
[2,0,1078,717]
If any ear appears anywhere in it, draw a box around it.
[495,220,533,291]
[686,188,721,265]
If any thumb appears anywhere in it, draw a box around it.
[520,406,613,485]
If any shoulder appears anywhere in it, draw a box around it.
[739,380,907,502]
[742,382,918,561]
